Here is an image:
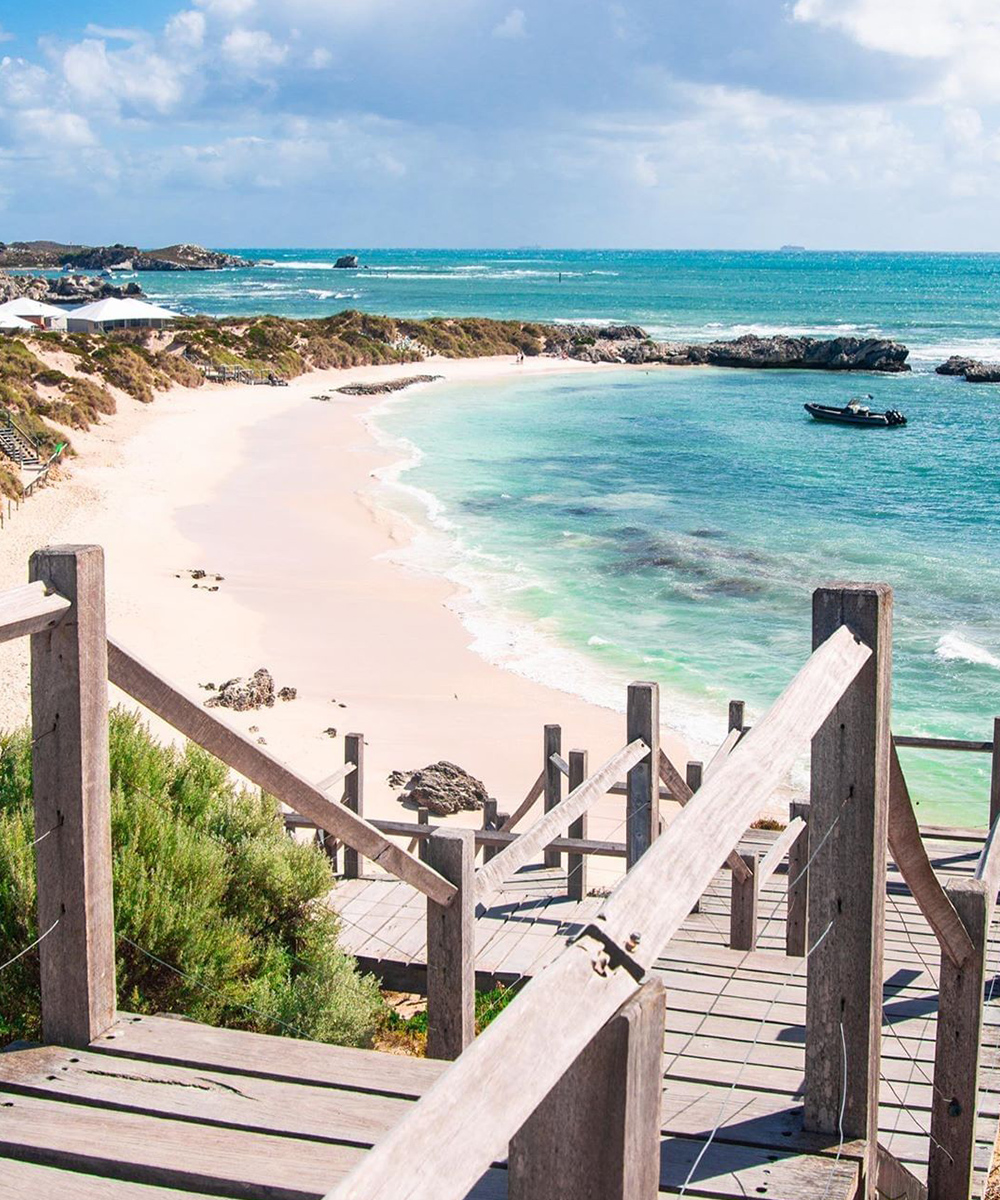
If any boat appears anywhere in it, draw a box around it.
[804,395,907,427]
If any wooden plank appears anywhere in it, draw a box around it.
[91,1013,446,1099]
[474,740,647,907]
[342,733,363,880]
[757,818,805,888]
[659,750,753,884]
[0,1160,226,1199]
[804,583,892,1200]
[317,761,356,793]
[508,980,665,1200]
[567,749,588,902]
[426,829,475,1060]
[0,578,71,645]
[928,878,988,1200]
[627,683,659,869]
[30,545,116,1048]
[729,851,759,951]
[106,640,455,906]
[660,1137,859,1199]
[888,744,974,969]
[876,1143,928,1200]
[498,770,544,833]
[786,801,809,957]
[704,729,740,780]
[974,812,1000,909]
[543,724,562,868]
[325,623,871,1200]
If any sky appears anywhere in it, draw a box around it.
[0,0,998,250]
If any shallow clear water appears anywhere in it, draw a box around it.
[376,365,1000,826]
[36,245,1000,821]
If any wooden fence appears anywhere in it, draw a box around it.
[7,546,1000,1199]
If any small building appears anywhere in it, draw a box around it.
[66,297,179,333]
[0,297,68,332]
[0,313,34,335]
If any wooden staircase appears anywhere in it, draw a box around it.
[0,410,41,467]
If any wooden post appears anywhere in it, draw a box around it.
[30,545,116,1047]
[729,851,759,951]
[990,717,1000,829]
[804,583,892,1199]
[928,878,988,1200]
[425,828,475,1060]
[417,807,430,863]
[626,683,660,870]
[785,800,810,956]
[508,978,665,1200]
[342,733,364,879]
[543,724,562,868]
[567,750,588,901]
[728,699,745,733]
[686,762,703,913]
[482,799,498,865]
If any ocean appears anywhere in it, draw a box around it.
[98,249,1000,823]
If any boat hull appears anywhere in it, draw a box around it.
[804,403,905,427]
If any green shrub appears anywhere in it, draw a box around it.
[0,709,383,1047]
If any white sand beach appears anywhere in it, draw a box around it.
[0,353,695,885]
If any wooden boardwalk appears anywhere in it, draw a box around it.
[329,825,1000,1198]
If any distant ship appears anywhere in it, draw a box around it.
[780,244,806,252]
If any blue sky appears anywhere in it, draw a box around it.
[0,1,997,249]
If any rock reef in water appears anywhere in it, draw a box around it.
[336,374,442,396]
[334,255,359,269]
[393,761,491,816]
[936,355,1000,382]
[549,326,911,373]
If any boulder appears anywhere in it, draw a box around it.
[334,255,359,269]
[396,761,490,816]
[204,668,276,711]
[963,362,1000,383]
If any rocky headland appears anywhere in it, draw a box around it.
[0,241,252,271]
[0,269,143,304]
[549,325,910,372]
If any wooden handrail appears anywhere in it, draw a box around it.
[756,817,805,888]
[107,637,457,907]
[705,725,741,780]
[0,580,71,645]
[498,769,545,833]
[974,812,1000,911]
[888,744,975,969]
[893,734,992,754]
[317,761,356,792]
[475,740,649,907]
[549,753,570,777]
[659,749,753,884]
[325,622,871,1200]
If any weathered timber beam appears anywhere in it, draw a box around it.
[659,749,753,884]
[499,770,545,833]
[0,579,71,645]
[475,740,648,907]
[107,638,456,906]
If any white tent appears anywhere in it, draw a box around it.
[66,297,179,333]
[0,313,34,334]
[0,297,68,331]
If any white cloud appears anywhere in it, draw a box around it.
[196,0,257,18]
[17,109,97,148]
[492,8,527,39]
[62,38,189,115]
[166,11,207,51]
[307,46,332,69]
[632,152,657,187]
[221,28,288,70]
[0,26,15,44]
[0,57,51,108]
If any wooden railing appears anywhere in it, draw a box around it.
[10,548,997,1199]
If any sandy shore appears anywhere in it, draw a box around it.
[0,353,698,888]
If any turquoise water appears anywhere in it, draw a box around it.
[37,246,1000,821]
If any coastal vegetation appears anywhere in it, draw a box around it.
[0,708,383,1047]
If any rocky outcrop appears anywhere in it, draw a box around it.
[549,327,910,373]
[0,269,143,304]
[205,668,276,711]
[336,374,442,396]
[393,761,490,816]
[334,255,359,269]
[935,355,1000,382]
[0,240,252,271]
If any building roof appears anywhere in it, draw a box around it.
[0,297,67,319]
[0,313,34,330]
[68,297,179,322]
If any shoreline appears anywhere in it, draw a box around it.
[0,353,711,891]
